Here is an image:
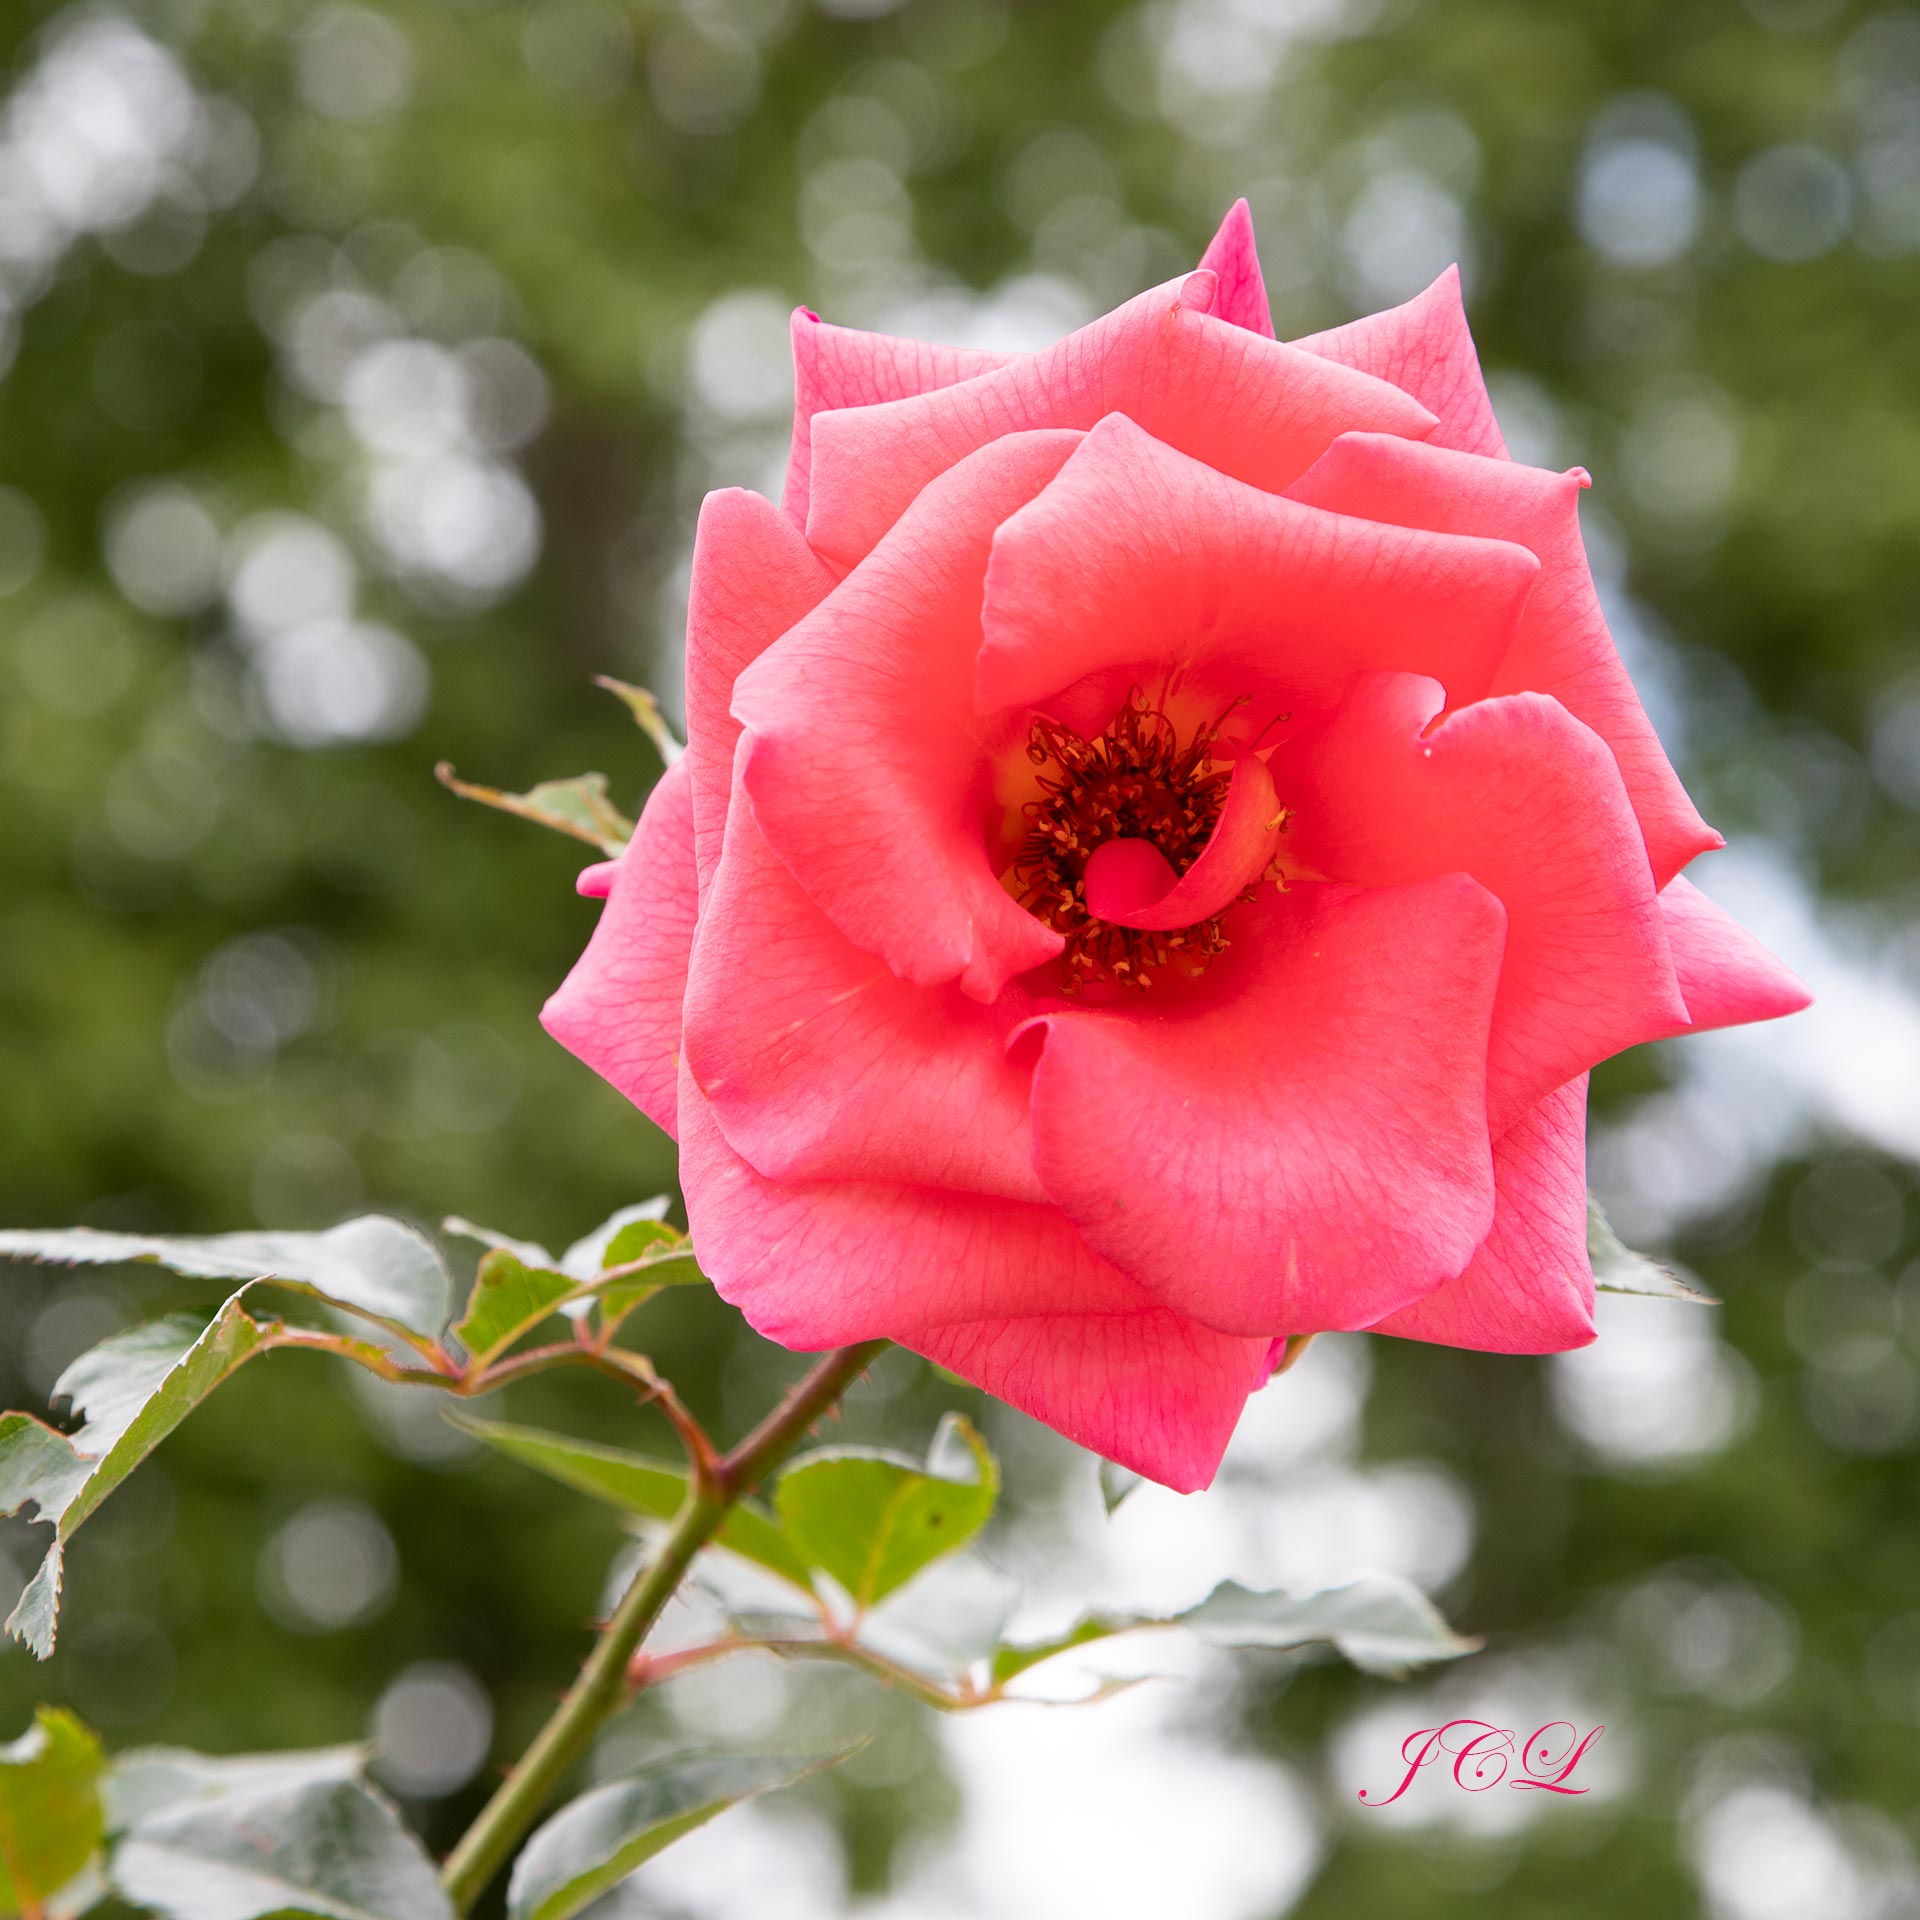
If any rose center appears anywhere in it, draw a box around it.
[1010,688,1253,993]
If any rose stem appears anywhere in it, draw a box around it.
[438,1339,888,1913]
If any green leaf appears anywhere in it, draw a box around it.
[0,1418,91,1536]
[599,1221,678,1269]
[594,1226,707,1338]
[1180,1575,1481,1677]
[610,1246,705,1288]
[775,1413,998,1611]
[572,1215,705,1339]
[104,1746,365,1835]
[442,1207,699,1354]
[448,1414,812,1590]
[506,1750,852,1920]
[857,1554,1018,1684]
[0,1215,453,1341]
[441,1217,559,1270]
[557,1201,671,1278]
[452,1250,579,1366]
[594,676,686,767]
[1588,1194,1719,1304]
[991,1576,1479,1690]
[436,763,632,855]
[3,1298,275,1657]
[109,1777,451,1920]
[989,1614,1136,1688]
[0,1709,105,1917]
[443,1202,676,1283]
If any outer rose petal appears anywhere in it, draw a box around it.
[1022,874,1507,1338]
[1287,431,1719,886]
[681,1047,1273,1494]
[907,1310,1272,1494]
[804,276,1438,570]
[683,761,1045,1202]
[1198,198,1275,338]
[1369,1077,1596,1353]
[1273,673,1689,1134]
[1291,265,1508,459]
[677,1058,1186,1343]
[684,489,836,905]
[777,199,1270,531]
[781,310,1018,532]
[733,430,1080,1002]
[540,758,696,1139]
[1655,875,1813,1034]
[978,414,1541,725]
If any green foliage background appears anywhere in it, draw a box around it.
[1,0,1916,1913]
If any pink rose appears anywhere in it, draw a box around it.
[545,202,1808,1491]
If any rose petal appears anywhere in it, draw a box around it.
[782,309,1019,532]
[1656,875,1813,1032]
[677,1057,1174,1344]
[1082,838,1179,921]
[1197,197,1275,339]
[683,760,1045,1201]
[1021,874,1507,1338]
[733,430,1081,1003]
[977,414,1541,725]
[1287,430,1720,886]
[1272,672,1690,1134]
[1291,264,1507,459]
[1369,1076,1595,1352]
[685,488,837,906]
[540,758,696,1139]
[907,1309,1272,1494]
[1085,755,1281,931]
[804,277,1438,570]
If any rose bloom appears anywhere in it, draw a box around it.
[545,203,1808,1491]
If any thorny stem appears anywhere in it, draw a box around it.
[437,1340,887,1914]
[630,1631,975,1716]
[270,1327,717,1465]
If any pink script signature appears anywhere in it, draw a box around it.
[1359,1720,1606,1806]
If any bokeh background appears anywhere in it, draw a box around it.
[2,0,1917,1914]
